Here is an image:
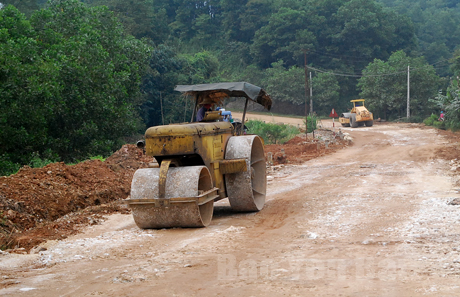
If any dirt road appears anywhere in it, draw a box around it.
[2,123,460,296]
[231,111,338,129]
[231,112,306,126]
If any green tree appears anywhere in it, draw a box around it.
[0,1,151,168]
[430,52,460,130]
[141,44,183,127]
[431,88,460,130]
[217,41,253,76]
[141,49,221,127]
[83,0,171,43]
[220,0,274,43]
[311,72,340,116]
[190,11,222,48]
[262,61,340,116]
[330,0,417,68]
[451,48,460,77]
[33,0,151,160]
[377,0,460,75]
[358,51,440,120]
[263,60,305,105]
[0,5,60,166]
[250,0,417,103]
[177,50,220,84]
[0,0,40,16]
[169,0,220,41]
[251,6,319,68]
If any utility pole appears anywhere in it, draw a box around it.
[304,49,309,139]
[160,91,164,125]
[184,95,187,122]
[407,65,410,118]
[310,71,313,114]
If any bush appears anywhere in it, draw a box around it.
[90,155,106,162]
[432,120,445,129]
[303,113,317,133]
[423,114,438,126]
[1,148,61,176]
[0,154,21,176]
[245,120,300,144]
[407,115,425,123]
[28,152,57,169]
[424,114,445,129]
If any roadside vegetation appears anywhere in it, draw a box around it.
[1,0,460,175]
[426,82,460,131]
[305,114,318,133]
[245,120,300,145]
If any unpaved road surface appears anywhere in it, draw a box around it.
[232,111,337,128]
[232,112,305,126]
[2,123,460,296]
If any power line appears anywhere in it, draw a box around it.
[309,66,404,77]
[309,58,453,78]
[310,50,455,66]
[309,50,373,63]
[307,54,456,78]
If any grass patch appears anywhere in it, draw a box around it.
[245,120,300,144]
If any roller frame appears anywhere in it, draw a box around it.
[126,187,219,207]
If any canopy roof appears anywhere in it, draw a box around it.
[174,82,272,110]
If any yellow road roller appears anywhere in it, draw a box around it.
[126,82,272,228]
[339,99,373,128]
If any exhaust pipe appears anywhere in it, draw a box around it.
[136,140,145,149]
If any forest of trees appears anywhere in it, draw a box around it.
[1,0,460,174]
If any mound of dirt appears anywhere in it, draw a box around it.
[264,130,349,165]
[433,129,460,161]
[0,144,152,251]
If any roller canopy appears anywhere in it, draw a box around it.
[174,82,272,111]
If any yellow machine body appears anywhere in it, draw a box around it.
[339,99,373,127]
[144,121,243,199]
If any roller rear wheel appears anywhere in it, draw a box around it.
[130,166,214,228]
[350,114,358,128]
[225,135,266,212]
